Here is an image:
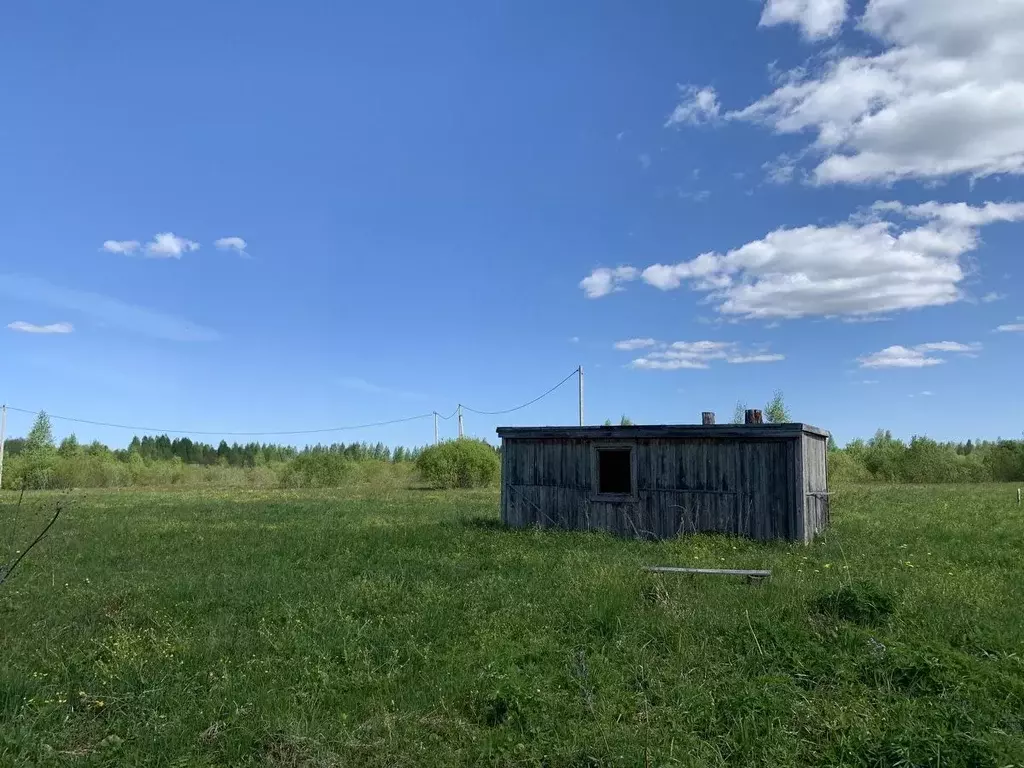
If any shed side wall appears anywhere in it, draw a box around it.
[501,436,801,540]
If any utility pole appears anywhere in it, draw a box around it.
[457,405,464,439]
[578,366,584,427]
[433,412,439,445]
[0,404,6,492]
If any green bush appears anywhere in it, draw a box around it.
[278,452,354,488]
[50,454,131,488]
[983,440,1024,481]
[415,439,500,489]
[827,450,873,484]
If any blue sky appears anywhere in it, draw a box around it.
[1,0,1022,448]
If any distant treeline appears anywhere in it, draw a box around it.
[3,410,1024,490]
[829,431,1024,483]
[0,412,439,490]
[2,433,429,468]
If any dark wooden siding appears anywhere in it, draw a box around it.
[500,435,817,541]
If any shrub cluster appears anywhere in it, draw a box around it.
[829,431,1024,483]
[415,439,500,489]
[278,452,354,488]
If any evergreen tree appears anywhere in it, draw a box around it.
[58,433,81,458]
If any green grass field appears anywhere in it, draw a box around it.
[1,484,1023,767]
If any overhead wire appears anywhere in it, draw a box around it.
[2,367,581,437]
[460,368,579,416]
[1,405,433,437]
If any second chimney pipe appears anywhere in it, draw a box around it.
[745,409,763,425]
[702,411,716,425]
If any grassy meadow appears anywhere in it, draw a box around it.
[1,483,1023,767]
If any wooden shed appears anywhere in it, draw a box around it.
[496,421,829,543]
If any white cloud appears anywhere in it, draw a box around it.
[722,0,1024,185]
[862,379,879,384]
[102,240,140,255]
[727,353,786,363]
[858,340,979,368]
[920,390,933,396]
[981,292,1005,303]
[214,236,248,256]
[641,252,721,291]
[146,232,200,258]
[760,0,848,40]
[858,345,944,368]
[579,266,638,298]
[569,336,580,343]
[613,338,658,351]
[665,85,721,127]
[585,201,1024,318]
[762,154,799,184]
[996,323,1024,332]
[638,153,652,170]
[914,341,979,353]
[627,340,783,370]
[632,357,709,371]
[7,321,74,334]
[875,200,1024,227]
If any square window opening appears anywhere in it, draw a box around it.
[598,448,632,495]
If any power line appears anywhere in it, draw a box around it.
[460,368,579,416]
[2,367,582,438]
[1,406,433,437]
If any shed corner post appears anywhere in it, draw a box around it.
[499,433,510,527]
[793,433,808,544]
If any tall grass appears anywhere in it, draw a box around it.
[0,484,1021,765]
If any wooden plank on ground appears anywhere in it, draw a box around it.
[643,566,771,578]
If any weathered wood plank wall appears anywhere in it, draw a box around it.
[500,436,818,541]
[801,433,829,542]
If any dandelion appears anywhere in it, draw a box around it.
[824,563,831,568]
